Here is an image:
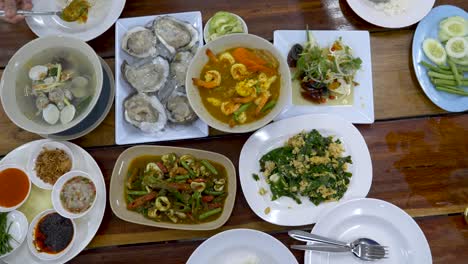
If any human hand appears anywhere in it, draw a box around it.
[0,0,33,24]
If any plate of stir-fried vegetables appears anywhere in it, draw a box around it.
[109,145,236,230]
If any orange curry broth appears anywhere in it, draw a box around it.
[197,47,281,125]
[0,168,30,207]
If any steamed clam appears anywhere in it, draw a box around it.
[121,26,157,58]
[124,93,167,134]
[152,16,199,54]
[122,57,169,93]
[165,92,197,124]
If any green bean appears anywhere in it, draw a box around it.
[233,103,252,121]
[431,78,468,86]
[448,60,462,86]
[126,195,134,203]
[198,208,222,220]
[261,100,277,113]
[204,190,225,196]
[435,85,468,96]
[420,61,462,75]
[175,174,190,181]
[428,71,455,80]
[174,202,191,212]
[126,190,148,196]
[201,160,218,175]
[180,160,195,177]
[170,191,186,203]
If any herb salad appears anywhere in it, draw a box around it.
[258,129,352,205]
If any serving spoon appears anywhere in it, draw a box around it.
[289,230,388,261]
[0,10,62,17]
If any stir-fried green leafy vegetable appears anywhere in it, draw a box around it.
[0,212,13,255]
[259,130,352,205]
[125,154,228,224]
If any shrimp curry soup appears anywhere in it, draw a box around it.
[192,47,281,127]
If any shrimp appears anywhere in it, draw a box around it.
[219,52,235,64]
[206,49,219,63]
[221,101,241,115]
[232,95,256,103]
[235,79,257,97]
[255,91,270,116]
[230,63,250,81]
[192,70,221,89]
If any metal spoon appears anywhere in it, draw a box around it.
[289,230,388,261]
[0,10,62,17]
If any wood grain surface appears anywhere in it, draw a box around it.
[71,214,468,263]
[81,114,468,248]
[0,29,449,155]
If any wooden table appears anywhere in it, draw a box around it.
[1,0,467,263]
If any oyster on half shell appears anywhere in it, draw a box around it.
[170,51,194,88]
[166,92,198,124]
[124,93,167,133]
[121,26,157,58]
[152,16,199,54]
[122,57,169,93]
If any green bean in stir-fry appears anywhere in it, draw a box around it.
[125,154,227,224]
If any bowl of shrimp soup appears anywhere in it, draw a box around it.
[186,33,291,133]
[0,36,103,135]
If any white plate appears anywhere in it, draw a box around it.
[187,229,298,264]
[305,198,432,264]
[346,0,435,28]
[26,0,126,41]
[0,211,28,260]
[239,114,372,226]
[273,30,374,124]
[115,11,209,145]
[0,139,106,264]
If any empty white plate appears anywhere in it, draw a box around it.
[187,229,298,264]
[305,198,432,264]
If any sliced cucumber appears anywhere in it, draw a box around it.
[445,37,468,58]
[438,30,451,42]
[449,54,468,66]
[423,38,447,65]
[440,16,467,37]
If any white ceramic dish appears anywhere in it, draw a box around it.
[110,145,236,230]
[0,36,103,135]
[346,0,435,28]
[187,228,298,264]
[41,57,115,140]
[273,30,374,124]
[239,114,372,226]
[0,165,31,212]
[27,141,76,190]
[52,171,97,219]
[0,139,106,264]
[203,12,248,43]
[26,0,126,41]
[115,11,209,145]
[0,211,28,260]
[412,5,468,112]
[305,198,432,264]
[186,33,292,133]
[27,209,76,261]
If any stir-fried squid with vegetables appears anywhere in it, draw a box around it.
[288,30,362,104]
[258,130,352,205]
[192,47,280,127]
[125,154,228,224]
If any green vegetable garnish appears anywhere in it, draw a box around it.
[0,212,13,255]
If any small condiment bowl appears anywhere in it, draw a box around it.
[27,141,76,190]
[0,164,31,213]
[203,12,248,43]
[27,209,76,261]
[0,210,28,260]
[52,170,97,219]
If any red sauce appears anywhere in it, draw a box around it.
[0,168,30,207]
[34,213,74,254]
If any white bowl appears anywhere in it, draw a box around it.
[27,209,76,261]
[27,141,76,190]
[52,170,97,219]
[0,164,31,212]
[203,12,248,43]
[0,35,103,135]
[0,211,28,260]
[186,33,292,133]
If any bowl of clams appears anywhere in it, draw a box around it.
[0,36,103,135]
[115,12,209,145]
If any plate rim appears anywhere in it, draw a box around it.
[239,113,373,226]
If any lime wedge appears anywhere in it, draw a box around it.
[422,38,447,65]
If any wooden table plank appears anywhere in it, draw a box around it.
[70,214,468,263]
[0,28,455,155]
[0,0,467,67]
[80,114,468,247]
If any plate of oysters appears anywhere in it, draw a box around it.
[115,11,209,145]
